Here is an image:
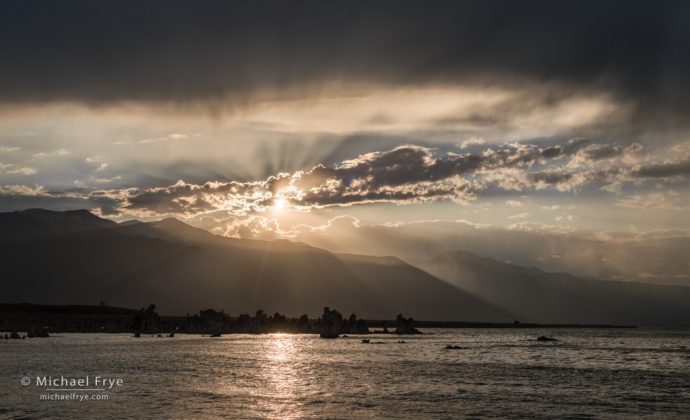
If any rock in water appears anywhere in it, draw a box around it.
[394,314,421,334]
[130,304,163,334]
[536,336,558,342]
[318,307,343,339]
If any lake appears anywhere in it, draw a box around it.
[1,328,689,418]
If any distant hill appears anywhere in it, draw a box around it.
[0,208,115,241]
[0,209,509,321]
[4,209,689,325]
[410,250,690,326]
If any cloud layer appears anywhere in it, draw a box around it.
[2,0,690,127]
[2,138,687,219]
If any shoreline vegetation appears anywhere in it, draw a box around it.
[0,303,635,339]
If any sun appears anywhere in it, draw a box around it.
[274,197,286,212]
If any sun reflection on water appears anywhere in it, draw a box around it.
[268,333,295,362]
[259,333,307,419]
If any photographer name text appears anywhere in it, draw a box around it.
[30,376,123,389]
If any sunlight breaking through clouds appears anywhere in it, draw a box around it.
[1,138,688,224]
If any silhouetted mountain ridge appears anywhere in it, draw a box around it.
[3,209,689,325]
[0,208,116,241]
[0,209,509,321]
[410,250,690,326]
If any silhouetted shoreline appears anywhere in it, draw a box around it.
[375,320,636,329]
[0,303,635,338]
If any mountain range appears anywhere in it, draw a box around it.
[1,209,689,326]
[410,251,690,326]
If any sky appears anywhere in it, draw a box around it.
[1,0,689,284]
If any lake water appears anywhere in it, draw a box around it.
[1,328,689,419]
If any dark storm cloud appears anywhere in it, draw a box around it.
[521,157,690,191]
[526,172,575,186]
[632,160,690,178]
[2,0,690,121]
[580,144,642,161]
[121,180,271,215]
